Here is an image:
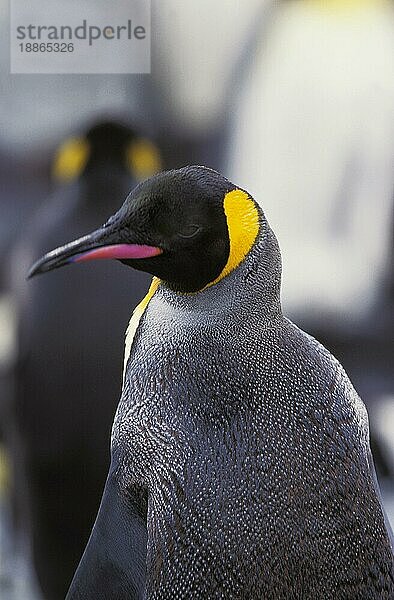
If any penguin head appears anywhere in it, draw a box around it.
[28,166,261,293]
[52,120,162,184]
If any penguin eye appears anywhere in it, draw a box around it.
[178,224,201,239]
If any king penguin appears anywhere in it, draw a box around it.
[29,166,394,599]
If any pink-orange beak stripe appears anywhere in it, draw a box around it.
[71,244,162,263]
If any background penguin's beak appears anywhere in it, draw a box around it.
[27,225,162,279]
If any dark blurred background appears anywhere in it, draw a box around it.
[0,1,393,598]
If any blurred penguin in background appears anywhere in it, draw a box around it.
[151,0,275,169]
[4,120,162,599]
[228,0,394,479]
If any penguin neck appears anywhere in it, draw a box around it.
[157,220,283,328]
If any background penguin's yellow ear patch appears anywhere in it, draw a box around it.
[210,189,260,287]
[0,444,10,497]
[52,137,90,183]
[126,138,162,181]
[306,0,387,13]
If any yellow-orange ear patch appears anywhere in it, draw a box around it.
[209,189,260,287]
[52,137,90,182]
[126,138,162,181]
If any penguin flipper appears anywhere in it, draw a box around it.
[66,469,147,600]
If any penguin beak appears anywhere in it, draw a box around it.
[27,225,162,279]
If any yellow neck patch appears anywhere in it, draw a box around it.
[123,276,160,380]
[208,189,260,288]
[52,137,90,182]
